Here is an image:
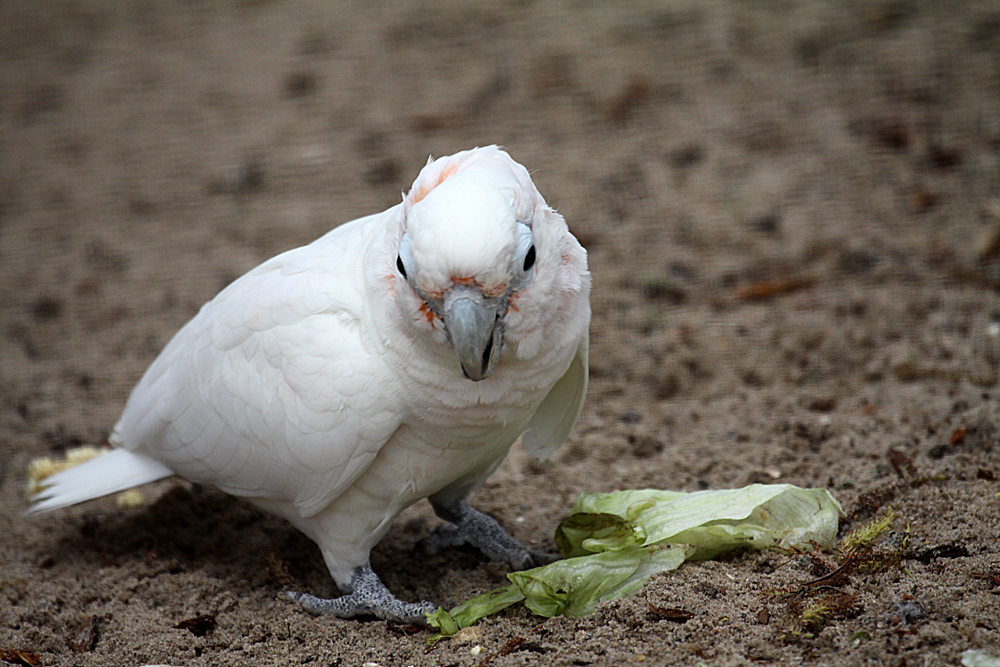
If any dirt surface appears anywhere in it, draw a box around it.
[3,1,1000,665]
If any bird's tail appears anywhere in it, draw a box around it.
[25,448,174,516]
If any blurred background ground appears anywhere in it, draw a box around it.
[2,1,1000,665]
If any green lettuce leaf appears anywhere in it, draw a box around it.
[510,542,691,618]
[426,484,841,642]
[572,484,842,559]
[426,584,526,645]
[554,512,647,557]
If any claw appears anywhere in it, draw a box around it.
[517,547,559,570]
[426,499,559,570]
[285,565,437,625]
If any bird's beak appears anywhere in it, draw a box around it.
[442,284,503,381]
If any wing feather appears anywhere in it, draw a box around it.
[111,210,404,518]
[521,332,589,460]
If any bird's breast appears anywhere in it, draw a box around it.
[347,411,534,513]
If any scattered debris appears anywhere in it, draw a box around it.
[66,615,101,653]
[911,544,970,563]
[385,621,422,637]
[892,362,995,387]
[736,278,816,301]
[0,649,40,667]
[770,509,903,632]
[892,362,960,383]
[475,637,527,667]
[962,649,1000,667]
[27,446,150,510]
[793,592,859,631]
[450,625,484,646]
[970,569,1000,591]
[646,601,693,623]
[892,599,926,625]
[807,397,837,413]
[845,485,898,524]
[886,448,916,480]
[976,201,1000,263]
[839,508,896,554]
[116,489,145,508]
[172,614,217,637]
[604,78,650,124]
[27,446,105,498]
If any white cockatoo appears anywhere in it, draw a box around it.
[28,146,591,623]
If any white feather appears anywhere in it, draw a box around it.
[25,449,173,515]
[522,333,590,460]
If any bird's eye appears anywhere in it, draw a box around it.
[396,255,407,279]
[512,223,536,285]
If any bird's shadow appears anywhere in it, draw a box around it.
[41,483,466,603]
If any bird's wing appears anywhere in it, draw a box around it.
[520,332,589,460]
[113,210,404,518]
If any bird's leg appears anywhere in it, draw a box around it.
[285,564,437,624]
[417,499,557,570]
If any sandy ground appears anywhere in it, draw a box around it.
[3,1,1000,665]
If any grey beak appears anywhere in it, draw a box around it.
[442,285,503,381]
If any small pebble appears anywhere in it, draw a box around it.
[894,600,926,625]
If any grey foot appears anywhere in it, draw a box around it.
[285,564,437,624]
[416,499,557,570]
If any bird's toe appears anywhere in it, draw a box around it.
[414,522,466,559]
[284,589,438,625]
[505,545,558,571]
[524,548,560,569]
[284,565,439,625]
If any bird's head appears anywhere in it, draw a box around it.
[389,146,582,382]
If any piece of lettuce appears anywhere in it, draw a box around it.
[426,584,526,642]
[426,484,841,643]
[510,542,692,618]
[563,484,841,560]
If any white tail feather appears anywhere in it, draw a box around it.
[25,449,174,516]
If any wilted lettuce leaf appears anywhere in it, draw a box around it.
[572,484,842,560]
[426,484,841,642]
[510,542,691,618]
[426,585,525,645]
[553,512,647,557]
